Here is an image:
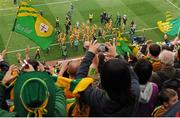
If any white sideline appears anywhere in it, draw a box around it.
[166,0,180,10]
[6,26,159,54]
[0,0,79,11]
[33,0,78,7]
[57,57,83,64]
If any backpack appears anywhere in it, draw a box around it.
[157,70,180,98]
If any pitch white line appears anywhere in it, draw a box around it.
[0,0,79,11]
[166,0,180,10]
[33,0,79,7]
[6,26,159,54]
[129,27,158,33]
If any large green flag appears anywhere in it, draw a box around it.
[116,36,132,56]
[12,2,55,50]
[157,17,180,36]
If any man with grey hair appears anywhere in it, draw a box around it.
[159,50,175,66]
[150,50,180,91]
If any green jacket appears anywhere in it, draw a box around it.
[0,84,66,117]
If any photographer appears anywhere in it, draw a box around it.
[75,40,140,116]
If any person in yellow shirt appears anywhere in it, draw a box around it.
[61,33,66,45]
[76,31,80,41]
[57,33,62,44]
[85,24,90,35]
[91,24,97,36]
[35,48,40,59]
[89,13,93,23]
[81,22,85,35]
[70,33,75,47]
[108,20,113,33]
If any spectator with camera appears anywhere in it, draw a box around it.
[75,40,140,116]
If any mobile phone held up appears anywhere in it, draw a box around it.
[98,44,108,53]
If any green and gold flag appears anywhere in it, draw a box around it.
[157,17,180,37]
[12,2,55,50]
[116,34,132,56]
[56,76,93,94]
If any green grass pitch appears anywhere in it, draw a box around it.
[0,0,180,64]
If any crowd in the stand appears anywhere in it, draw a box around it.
[0,10,180,117]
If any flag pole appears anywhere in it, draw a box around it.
[5,0,18,49]
[5,31,13,49]
[178,26,180,38]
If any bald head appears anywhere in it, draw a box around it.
[67,61,80,79]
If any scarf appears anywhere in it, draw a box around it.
[139,82,153,103]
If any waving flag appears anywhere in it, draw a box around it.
[116,34,132,56]
[157,17,180,37]
[12,2,55,49]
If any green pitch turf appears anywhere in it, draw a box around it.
[0,0,180,64]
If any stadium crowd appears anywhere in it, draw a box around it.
[0,11,180,117]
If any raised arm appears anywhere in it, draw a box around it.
[0,49,7,62]
[76,41,99,79]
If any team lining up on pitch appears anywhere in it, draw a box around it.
[0,0,180,117]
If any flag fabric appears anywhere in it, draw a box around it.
[56,76,93,94]
[129,44,139,58]
[116,35,132,56]
[165,11,173,22]
[12,2,55,50]
[157,17,180,37]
